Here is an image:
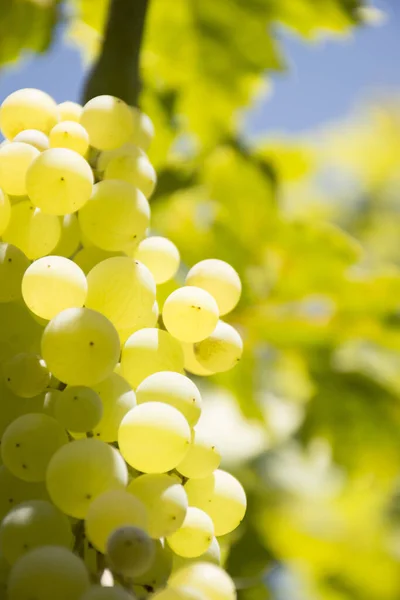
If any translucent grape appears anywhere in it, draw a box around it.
[104,144,156,198]
[169,563,236,600]
[58,101,82,123]
[163,287,219,343]
[135,237,180,284]
[85,256,156,332]
[3,352,50,398]
[13,129,49,152]
[73,246,122,275]
[167,507,214,558]
[185,259,241,316]
[1,413,68,482]
[52,214,81,258]
[194,321,243,373]
[106,525,155,577]
[0,243,30,302]
[172,536,221,573]
[78,180,150,251]
[184,470,246,536]
[0,188,11,234]
[22,256,87,321]
[128,473,188,538]
[41,307,120,386]
[26,148,94,215]
[181,343,212,377]
[131,538,172,591]
[0,466,49,521]
[136,371,201,427]
[120,328,184,389]
[0,142,40,195]
[130,107,154,151]
[81,586,134,600]
[0,88,59,139]
[90,373,136,442]
[80,95,133,150]
[7,546,90,600]
[177,429,220,479]
[49,121,89,156]
[0,499,72,565]
[46,438,128,518]
[3,200,61,260]
[85,489,147,553]
[55,386,103,433]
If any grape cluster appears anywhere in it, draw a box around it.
[0,88,246,600]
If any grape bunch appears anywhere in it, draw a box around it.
[0,88,246,600]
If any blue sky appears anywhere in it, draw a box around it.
[0,0,398,137]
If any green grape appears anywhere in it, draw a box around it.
[54,386,103,433]
[181,343,212,377]
[1,413,68,482]
[41,307,120,386]
[85,489,147,553]
[104,144,156,198]
[73,246,122,275]
[184,470,246,536]
[151,586,207,600]
[3,352,50,398]
[22,255,87,321]
[49,121,89,156]
[0,187,11,234]
[131,538,172,591]
[7,545,90,600]
[128,473,188,538]
[0,499,72,565]
[118,300,159,345]
[135,237,180,284]
[118,402,191,473]
[90,373,136,442]
[0,88,59,139]
[80,95,133,150]
[136,372,201,427]
[78,180,150,251]
[120,328,184,389]
[194,321,243,373]
[81,586,134,600]
[52,213,81,258]
[130,107,154,151]
[0,142,40,195]
[177,429,220,479]
[0,243,30,303]
[106,525,155,577]
[13,129,49,152]
[85,256,156,332]
[58,101,82,123]
[171,536,221,573]
[26,148,93,215]
[0,466,49,521]
[163,287,219,343]
[46,438,128,519]
[167,507,214,558]
[169,563,236,600]
[185,259,242,316]
[3,200,61,260]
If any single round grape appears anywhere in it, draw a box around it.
[3,200,61,260]
[58,101,82,123]
[0,243,30,302]
[73,246,122,275]
[185,470,246,536]
[46,438,128,519]
[26,148,94,215]
[7,546,90,600]
[177,429,220,479]
[3,352,50,398]
[194,321,243,373]
[128,473,188,539]
[81,586,134,600]
[136,372,201,427]
[130,107,154,151]
[0,88,59,139]
[120,328,184,389]
[185,259,241,316]
[0,499,72,565]
[52,214,81,258]
[78,180,150,251]
[22,256,87,321]
[41,307,120,386]
[118,402,191,473]
[49,121,89,156]
[55,386,103,433]
[104,144,156,198]
[0,142,40,195]
[13,129,49,152]
[163,287,219,343]
[86,256,156,331]
[80,95,133,150]
[167,507,214,558]
[0,188,11,234]
[181,343,212,377]
[85,489,147,553]
[106,525,155,577]
[131,538,172,591]
[172,536,221,573]
[1,413,68,482]
[0,466,49,521]
[169,563,236,600]
[135,237,180,284]
[90,373,136,442]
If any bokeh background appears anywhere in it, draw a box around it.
[2,1,400,599]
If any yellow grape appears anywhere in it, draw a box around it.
[90,373,136,442]
[73,246,122,275]
[104,144,156,198]
[130,107,154,151]
[80,95,133,150]
[135,236,180,284]
[3,352,50,398]
[0,142,39,195]
[163,287,219,343]
[0,88,59,139]
[106,525,155,577]
[185,259,241,316]
[58,101,82,123]
[171,536,221,573]
[0,466,49,521]
[52,214,81,258]
[169,563,236,600]
[50,121,89,156]
[177,429,220,479]
[194,321,243,373]
[54,386,103,433]
[13,129,49,152]
[167,507,214,558]
[0,243,30,303]
[181,343,212,377]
